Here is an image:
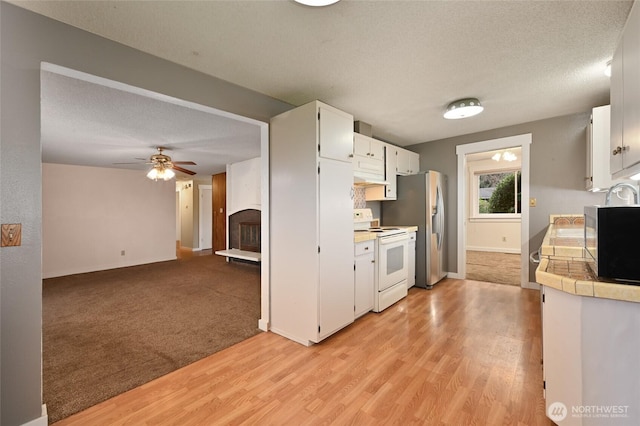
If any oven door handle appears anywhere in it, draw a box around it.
[378,234,409,245]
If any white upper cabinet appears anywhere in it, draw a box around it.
[611,2,640,178]
[366,143,397,201]
[353,133,384,159]
[396,147,420,175]
[353,133,385,179]
[586,105,620,192]
[319,104,354,163]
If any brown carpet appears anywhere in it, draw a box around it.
[466,250,521,286]
[43,254,261,424]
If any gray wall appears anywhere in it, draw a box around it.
[409,112,604,282]
[0,3,291,425]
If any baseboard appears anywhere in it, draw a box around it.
[20,405,48,426]
[524,281,540,290]
[466,246,521,254]
[447,272,463,279]
[258,318,269,331]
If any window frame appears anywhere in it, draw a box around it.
[471,167,522,220]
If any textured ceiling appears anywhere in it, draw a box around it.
[12,0,635,173]
[41,67,263,177]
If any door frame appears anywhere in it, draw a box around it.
[198,184,213,250]
[455,133,535,289]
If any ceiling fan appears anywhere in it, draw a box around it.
[116,147,197,181]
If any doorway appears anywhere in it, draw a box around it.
[212,172,227,252]
[456,134,534,288]
[465,147,522,286]
[199,184,213,250]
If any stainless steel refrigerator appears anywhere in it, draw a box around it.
[382,171,446,288]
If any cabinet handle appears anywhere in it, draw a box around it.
[612,146,628,155]
[348,153,354,158]
[364,246,369,250]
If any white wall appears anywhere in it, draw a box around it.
[0,4,288,424]
[42,163,177,278]
[466,220,521,253]
[227,157,261,215]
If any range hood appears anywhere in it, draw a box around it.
[353,172,389,186]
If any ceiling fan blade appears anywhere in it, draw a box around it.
[113,161,146,165]
[172,165,196,175]
[173,161,197,165]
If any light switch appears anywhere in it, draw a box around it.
[1,223,22,247]
[529,198,537,207]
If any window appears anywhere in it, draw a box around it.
[475,170,521,217]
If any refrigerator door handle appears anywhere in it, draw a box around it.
[435,185,444,249]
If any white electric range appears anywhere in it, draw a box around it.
[354,208,409,312]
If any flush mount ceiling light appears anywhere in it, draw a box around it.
[492,150,518,162]
[294,0,340,6]
[443,98,484,119]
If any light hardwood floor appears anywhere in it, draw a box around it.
[466,250,522,286]
[53,279,552,425]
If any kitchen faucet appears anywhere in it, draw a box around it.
[605,182,639,205]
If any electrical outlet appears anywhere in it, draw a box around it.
[121,250,125,256]
[502,236,507,242]
[529,198,537,207]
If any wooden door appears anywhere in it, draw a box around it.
[212,173,227,252]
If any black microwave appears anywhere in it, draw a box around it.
[584,205,640,283]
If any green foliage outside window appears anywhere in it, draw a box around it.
[488,171,521,213]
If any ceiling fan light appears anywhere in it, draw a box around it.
[147,167,160,180]
[162,168,175,180]
[147,165,175,181]
[443,98,484,119]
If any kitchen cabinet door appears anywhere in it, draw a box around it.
[610,2,640,178]
[587,105,622,192]
[542,287,583,426]
[354,241,374,318]
[318,158,355,340]
[611,43,624,176]
[622,3,640,172]
[365,143,397,201]
[319,105,353,163]
[354,133,384,160]
[353,133,385,179]
[396,148,420,175]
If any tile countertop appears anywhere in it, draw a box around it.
[354,232,377,243]
[536,214,640,304]
[353,226,418,243]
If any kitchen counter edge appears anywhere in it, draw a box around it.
[536,219,640,304]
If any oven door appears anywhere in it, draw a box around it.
[377,233,409,291]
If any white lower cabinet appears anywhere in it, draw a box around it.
[354,240,375,318]
[542,286,640,425]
